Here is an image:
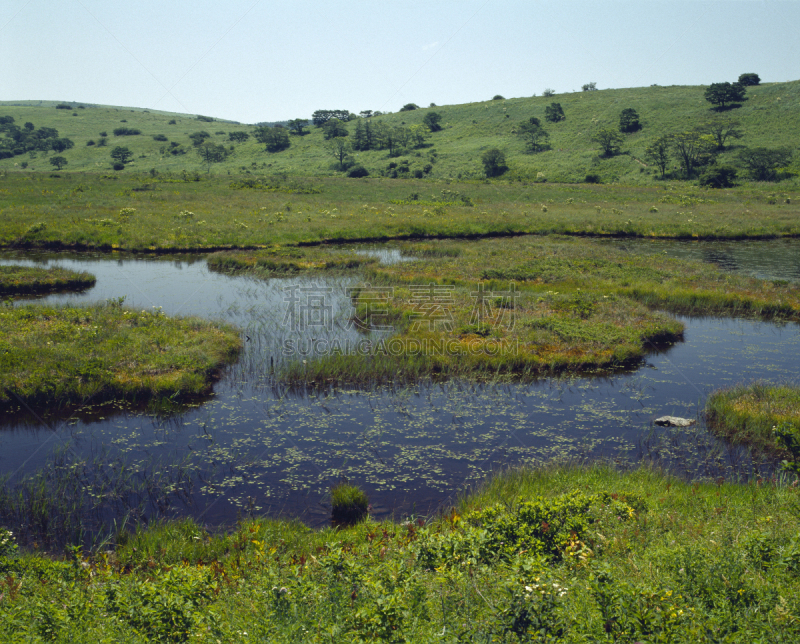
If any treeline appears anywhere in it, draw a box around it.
[0,116,74,159]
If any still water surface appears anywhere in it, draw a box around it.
[1,242,798,527]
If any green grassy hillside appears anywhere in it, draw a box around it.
[1,80,798,184]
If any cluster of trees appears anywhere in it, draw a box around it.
[311,110,352,126]
[0,116,74,159]
[254,125,290,152]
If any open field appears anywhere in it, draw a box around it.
[1,173,799,252]
[2,464,800,642]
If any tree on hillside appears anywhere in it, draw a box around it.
[738,73,760,86]
[197,142,228,171]
[619,108,641,133]
[704,82,747,110]
[671,131,714,178]
[254,126,290,152]
[423,112,443,132]
[517,117,549,153]
[311,110,349,127]
[400,103,419,111]
[287,119,309,136]
[738,147,793,181]
[544,103,565,123]
[409,124,430,148]
[581,82,598,91]
[110,146,133,165]
[326,137,352,170]
[323,118,348,140]
[645,135,671,178]
[51,138,74,153]
[49,156,67,170]
[591,127,624,157]
[228,131,250,143]
[481,148,507,177]
[703,116,742,151]
[542,88,555,97]
[188,131,211,146]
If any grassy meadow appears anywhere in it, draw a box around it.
[3,465,800,642]
[1,80,799,183]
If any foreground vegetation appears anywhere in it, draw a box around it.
[0,300,241,411]
[2,464,800,642]
[706,382,800,454]
[0,264,95,296]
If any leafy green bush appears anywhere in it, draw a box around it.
[348,165,369,178]
[112,127,141,136]
[545,102,565,123]
[699,164,738,188]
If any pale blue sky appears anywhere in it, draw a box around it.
[2,1,798,123]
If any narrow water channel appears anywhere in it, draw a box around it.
[1,242,799,529]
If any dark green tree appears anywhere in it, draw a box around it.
[738,147,793,181]
[254,126,290,152]
[738,73,760,86]
[517,117,549,153]
[581,82,597,91]
[323,118,348,140]
[399,103,419,111]
[704,82,747,110]
[619,108,641,133]
[311,110,349,127]
[423,112,443,132]
[228,131,250,142]
[591,127,624,157]
[287,119,309,136]
[110,146,133,165]
[481,148,507,177]
[645,135,671,178]
[51,138,74,153]
[49,156,67,170]
[698,165,737,188]
[188,131,211,146]
[544,103,565,123]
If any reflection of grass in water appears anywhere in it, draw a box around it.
[0,264,95,296]
[706,381,800,454]
[0,444,197,548]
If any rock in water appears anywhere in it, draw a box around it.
[654,416,696,427]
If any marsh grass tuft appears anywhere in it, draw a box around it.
[330,481,369,526]
[0,264,95,296]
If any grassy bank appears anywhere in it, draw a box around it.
[0,300,241,412]
[1,464,799,642]
[1,173,799,252]
[0,264,95,296]
[706,381,800,453]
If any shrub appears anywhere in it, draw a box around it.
[168,119,176,125]
[581,82,597,91]
[481,148,508,177]
[112,162,125,171]
[153,134,168,141]
[492,95,505,100]
[86,140,95,146]
[545,102,565,122]
[585,173,602,183]
[347,165,369,178]
[423,112,443,132]
[412,169,424,179]
[619,108,641,132]
[738,73,760,86]
[738,147,793,181]
[699,164,737,188]
[113,127,141,136]
[331,482,369,525]
[55,104,72,109]
[197,115,215,122]
[542,88,555,97]
[99,131,107,137]
[399,103,419,111]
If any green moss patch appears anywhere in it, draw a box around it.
[706,381,800,453]
[0,264,95,296]
[0,301,241,410]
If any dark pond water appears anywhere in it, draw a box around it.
[1,241,799,531]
